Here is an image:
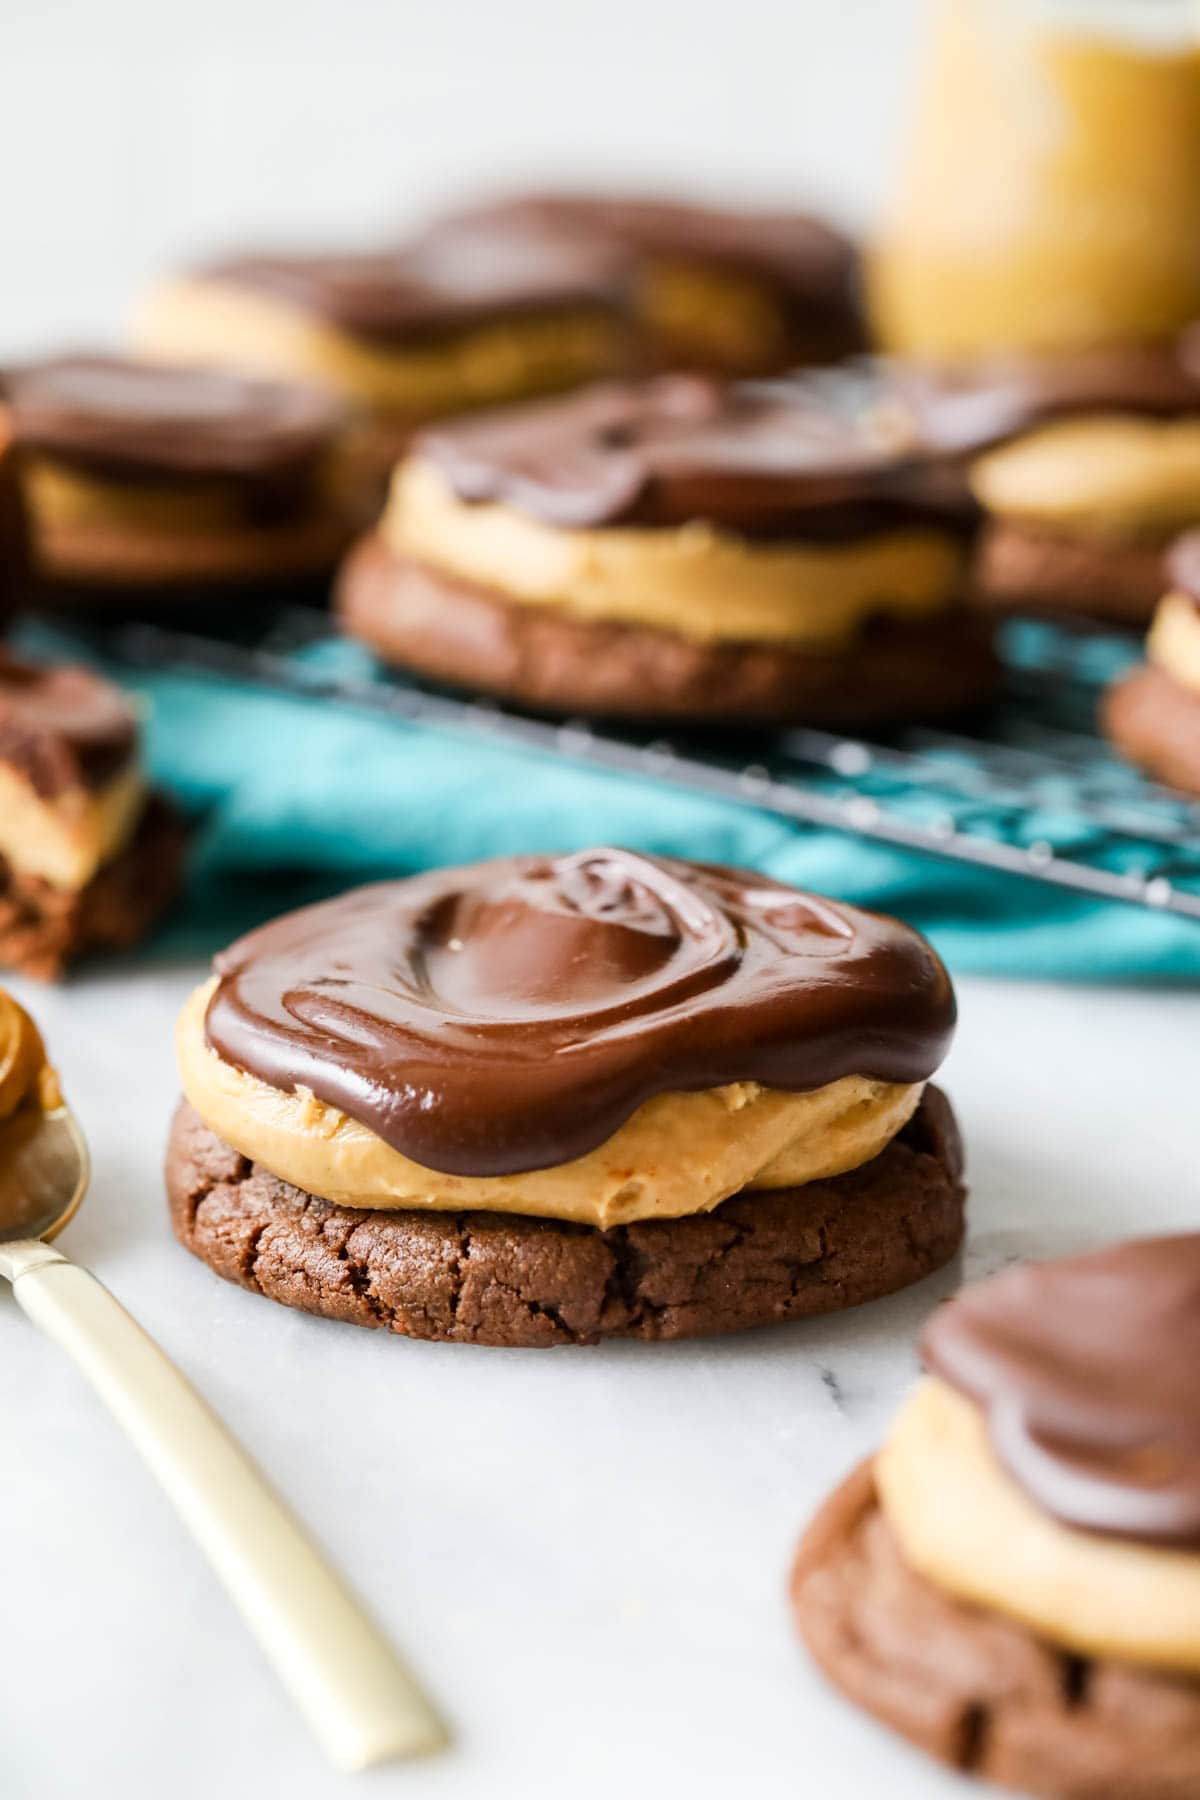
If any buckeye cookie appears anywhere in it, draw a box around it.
[892,340,1200,628]
[0,652,183,977]
[793,1234,1200,1798]
[1103,532,1200,796]
[335,373,996,726]
[132,236,633,514]
[166,850,965,1348]
[7,354,351,607]
[415,190,863,376]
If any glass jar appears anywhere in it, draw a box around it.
[868,0,1200,357]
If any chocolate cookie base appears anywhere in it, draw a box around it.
[336,535,998,727]
[30,509,350,612]
[165,1086,965,1349]
[0,792,185,979]
[1103,663,1200,798]
[973,520,1165,629]
[792,1462,1200,1799]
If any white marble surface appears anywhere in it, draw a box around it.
[2,961,1197,1800]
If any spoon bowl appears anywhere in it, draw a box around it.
[0,1101,89,1252]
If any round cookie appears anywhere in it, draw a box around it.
[1103,533,1200,795]
[167,1086,963,1348]
[165,850,966,1346]
[337,533,996,727]
[793,1464,1200,1800]
[792,1235,1200,1797]
[336,373,996,726]
[414,190,864,374]
[891,342,1200,629]
[8,354,352,607]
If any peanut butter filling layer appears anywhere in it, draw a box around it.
[176,977,922,1229]
[876,1378,1200,1676]
[970,416,1200,541]
[1148,590,1200,698]
[0,758,146,888]
[384,457,967,650]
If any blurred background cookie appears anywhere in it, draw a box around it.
[889,343,1200,629]
[414,189,864,375]
[337,370,995,725]
[0,652,183,976]
[1104,530,1200,795]
[132,237,635,517]
[7,354,352,611]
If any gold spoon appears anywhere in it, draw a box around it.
[0,994,445,1771]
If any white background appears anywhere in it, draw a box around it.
[4,4,1200,1797]
[1,0,921,352]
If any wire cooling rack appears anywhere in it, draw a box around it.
[72,603,1200,924]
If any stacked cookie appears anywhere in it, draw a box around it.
[891,340,1200,628]
[0,652,183,977]
[166,848,965,1347]
[793,1235,1200,1798]
[1104,533,1200,797]
[132,192,862,514]
[337,373,995,725]
[7,354,352,609]
[412,190,864,375]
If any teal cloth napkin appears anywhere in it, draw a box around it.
[21,624,1200,980]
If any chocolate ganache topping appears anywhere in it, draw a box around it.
[887,340,1200,458]
[415,373,972,534]
[922,1235,1200,1549]
[417,191,860,321]
[0,652,138,795]
[205,850,955,1178]
[199,234,630,345]
[8,355,343,481]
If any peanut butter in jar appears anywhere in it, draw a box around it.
[869,0,1200,357]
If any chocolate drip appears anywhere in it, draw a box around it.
[205,850,955,1178]
[8,354,343,481]
[922,1235,1200,1549]
[414,373,975,533]
[888,341,1200,457]
[0,652,138,794]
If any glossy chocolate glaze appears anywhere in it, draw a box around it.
[199,234,630,345]
[923,1235,1200,1549]
[0,652,138,795]
[414,373,976,533]
[8,354,343,482]
[205,850,955,1178]
[1166,532,1200,607]
[418,190,861,325]
[888,340,1200,457]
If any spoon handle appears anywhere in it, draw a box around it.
[4,1241,447,1771]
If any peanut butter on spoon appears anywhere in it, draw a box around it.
[0,990,62,1121]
